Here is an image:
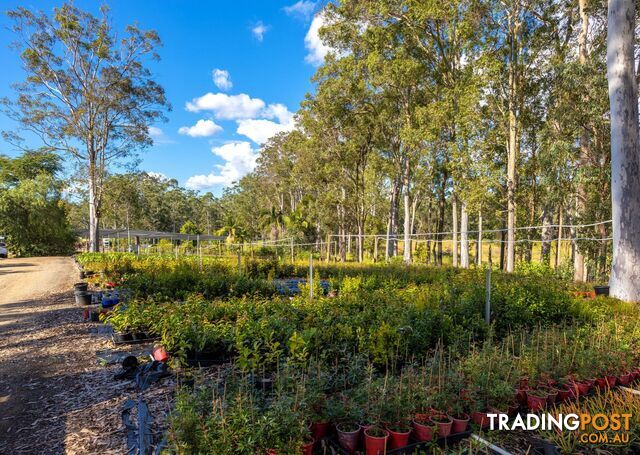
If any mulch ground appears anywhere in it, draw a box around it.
[0,291,175,454]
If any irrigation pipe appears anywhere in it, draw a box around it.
[619,386,640,396]
[470,434,514,455]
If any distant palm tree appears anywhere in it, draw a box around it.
[216,215,246,243]
[284,209,310,238]
[260,206,284,241]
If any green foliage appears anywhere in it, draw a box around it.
[0,152,75,256]
[84,253,629,372]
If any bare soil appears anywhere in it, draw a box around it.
[0,257,173,454]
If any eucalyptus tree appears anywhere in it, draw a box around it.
[606,0,640,301]
[3,3,168,251]
[300,45,380,262]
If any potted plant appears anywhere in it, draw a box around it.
[429,411,453,438]
[526,388,548,412]
[447,392,470,434]
[336,421,360,454]
[385,421,411,449]
[412,413,435,441]
[363,426,388,455]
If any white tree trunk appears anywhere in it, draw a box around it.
[88,169,100,252]
[403,158,412,264]
[460,201,469,268]
[574,0,590,282]
[386,178,400,260]
[506,43,518,273]
[541,206,553,264]
[477,210,483,265]
[403,190,412,263]
[556,207,563,268]
[452,196,458,267]
[607,0,640,301]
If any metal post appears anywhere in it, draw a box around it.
[198,234,202,270]
[237,250,241,275]
[309,252,313,300]
[290,238,294,263]
[485,268,491,324]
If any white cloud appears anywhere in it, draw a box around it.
[252,21,270,41]
[178,119,223,137]
[147,126,174,145]
[284,1,317,21]
[185,142,258,189]
[148,126,163,137]
[237,119,295,145]
[235,103,296,144]
[304,13,332,66]
[146,172,168,181]
[185,93,266,119]
[212,69,232,91]
[263,103,295,124]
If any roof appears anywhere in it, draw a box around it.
[76,228,226,242]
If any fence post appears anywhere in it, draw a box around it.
[198,235,202,270]
[309,252,313,300]
[291,238,294,263]
[237,250,241,275]
[485,268,491,324]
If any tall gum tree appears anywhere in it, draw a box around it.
[606,0,640,301]
[2,4,168,251]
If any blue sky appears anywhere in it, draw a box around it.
[0,1,329,195]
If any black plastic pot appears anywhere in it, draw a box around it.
[185,347,230,367]
[74,282,89,292]
[113,332,133,343]
[74,291,92,305]
[132,332,148,341]
[253,377,274,392]
[594,285,610,296]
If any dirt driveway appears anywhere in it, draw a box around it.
[0,257,78,326]
[0,257,172,454]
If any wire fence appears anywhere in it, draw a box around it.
[100,221,612,276]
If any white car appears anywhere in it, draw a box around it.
[0,241,7,259]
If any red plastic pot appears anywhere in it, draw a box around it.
[364,428,389,455]
[301,439,314,455]
[470,411,491,429]
[556,386,573,402]
[311,421,330,440]
[412,419,435,441]
[618,373,632,386]
[527,392,548,411]
[386,425,410,449]
[606,375,618,387]
[152,346,169,362]
[429,415,453,438]
[573,381,589,396]
[449,414,469,434]
[545,388,558,406]
[336,423,360,454]
[515,388,529,406]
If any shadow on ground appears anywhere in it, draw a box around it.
[0,290,125,455]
